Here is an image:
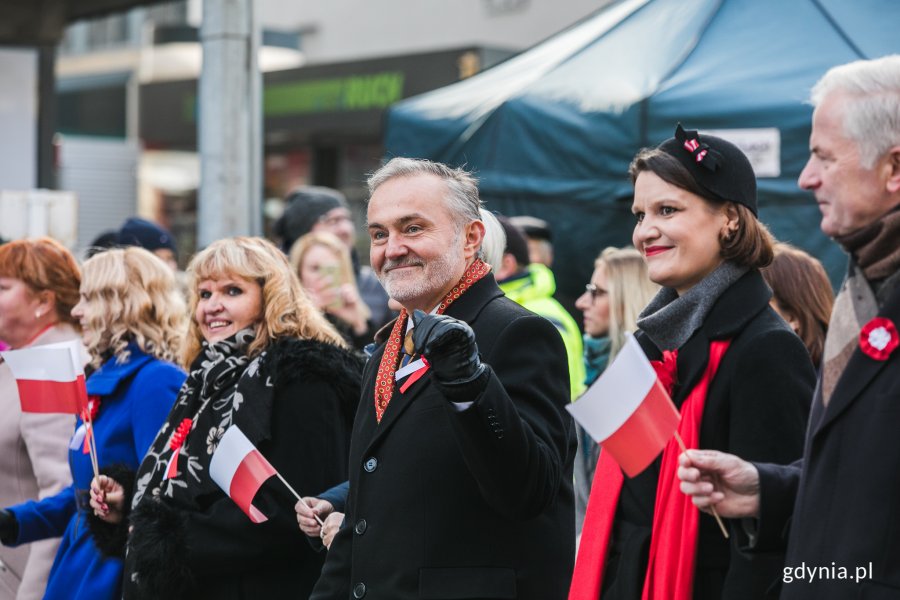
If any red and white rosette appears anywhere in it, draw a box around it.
[859,317,899,361]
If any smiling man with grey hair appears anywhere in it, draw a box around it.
[311,157,576,600]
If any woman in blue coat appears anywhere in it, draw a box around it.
[1,247,186,599]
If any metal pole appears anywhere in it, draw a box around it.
[198,0,262,247]
[36,45,57,190]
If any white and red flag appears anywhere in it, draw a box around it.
[567,334,680,477]
[209,425,277,523]
[1,340,88,414]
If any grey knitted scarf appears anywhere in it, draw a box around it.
[637,261,748,351]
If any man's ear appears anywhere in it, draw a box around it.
[885,145,900,194]
[463,220,485,260]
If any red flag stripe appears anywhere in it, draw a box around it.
[600,379,681,478]
[16,374,87,414]
[229,449,277,523]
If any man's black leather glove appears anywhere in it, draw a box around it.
[0,509,19,545]
[412,310,486,386]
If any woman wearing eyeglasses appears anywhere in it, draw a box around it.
[573,247,658,535]
[571,126,815,600]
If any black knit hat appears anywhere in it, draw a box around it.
[274,186,349,251]
[497,216,531,267]
[117,218,177,254]
[657,124,758,216]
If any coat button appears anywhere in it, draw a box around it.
[354,518,367,535]
[364,457,378,472]
[353,582,367,598]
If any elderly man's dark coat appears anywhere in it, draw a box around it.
[756,281,900,599]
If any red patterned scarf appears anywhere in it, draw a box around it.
[374,258,491,422]
[570,340,731,600]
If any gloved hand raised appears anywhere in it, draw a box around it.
[0,508,19,545]
[411,310,486,386]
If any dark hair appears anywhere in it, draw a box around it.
[629,148,774,270]
[762,244,834,367]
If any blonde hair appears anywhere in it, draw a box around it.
[596,247,659,358]
[289,231,371,321]
[183,236,347,367]
[79,247,185,368]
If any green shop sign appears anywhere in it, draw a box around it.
[181,71,406,122]
[265,71,405,116]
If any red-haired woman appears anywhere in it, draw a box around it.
[0,238,83,599]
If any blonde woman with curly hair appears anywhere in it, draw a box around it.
[4,246,187,600]
[90,236,363,599]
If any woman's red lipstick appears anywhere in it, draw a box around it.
[644,245,671,257]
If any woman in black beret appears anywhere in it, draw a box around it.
[571,125,815,600]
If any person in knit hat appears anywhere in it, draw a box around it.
[116,217,178,271]
[274,186,353,253]
[275,186,393,331]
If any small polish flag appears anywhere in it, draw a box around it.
[209,425,277,523]
[567,334,680,477]
[1,340,88,414]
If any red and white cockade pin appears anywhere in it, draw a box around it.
[859,317,899,361]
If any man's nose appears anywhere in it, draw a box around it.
[384,236,408,258]
[798,159,818,190]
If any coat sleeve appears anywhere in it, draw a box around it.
[127,375,352,595]
[751,460,803,552]
[7,486,77,545]
[318,480,350,513]
[443,314,574,519]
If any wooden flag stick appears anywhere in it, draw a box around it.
[674,431,729,539]
[83,404,100,480]
[276,472,324,527]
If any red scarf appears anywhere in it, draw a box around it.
[373,259,491,422]
[570,340,731,600]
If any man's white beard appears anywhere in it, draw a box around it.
[377,248,462,308]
